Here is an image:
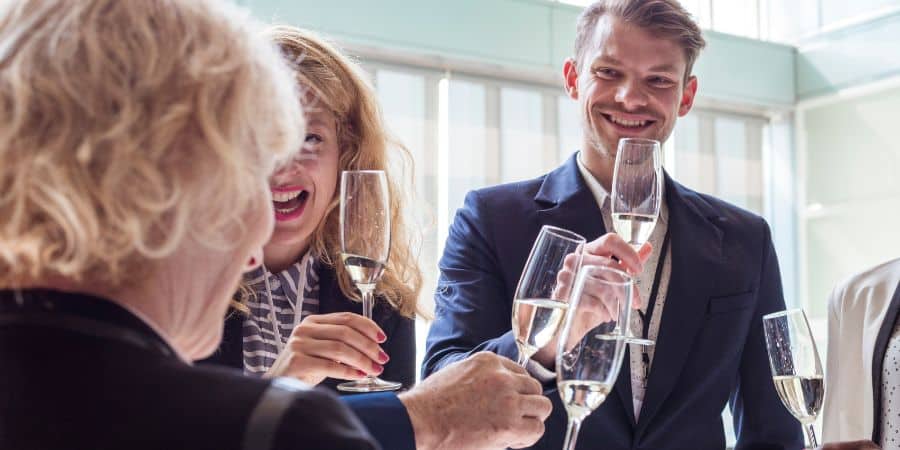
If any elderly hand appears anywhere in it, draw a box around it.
[808,441,880,450]
[532,232,652,368]
[264,312,388,386]
[399,352,553,450]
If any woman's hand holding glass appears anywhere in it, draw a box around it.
[265,312,389,386]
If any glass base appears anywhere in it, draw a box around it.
[624,336,655,346]
[337,377,402,393]
[596,331,655,346]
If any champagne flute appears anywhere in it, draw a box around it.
[556,265,632,450]
[512,225,586,367]
[763,309,825,447]
[336,170,400,392]
[611,138,663,250]
[611,138,662,347]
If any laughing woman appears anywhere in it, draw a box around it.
[202,26,422,391]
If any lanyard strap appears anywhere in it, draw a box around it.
[638,229,671,371]
[262,256,308,354]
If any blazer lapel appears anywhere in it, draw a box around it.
[635,175,725,435]
[534,153,607,243]
[535,153,638,425]
[871,279,900,443]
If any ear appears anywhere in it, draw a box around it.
[563,58,579,100]
[678,75,698,117]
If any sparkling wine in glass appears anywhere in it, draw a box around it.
[336,170,400,393]
[556,265,632,450]
[611,138,663,250]
[512,225,586,367]
[763,309,825,447]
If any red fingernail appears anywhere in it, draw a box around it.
[378,351,390,363]
[356,370,367,378]
[371,363,384,374]
[376,332,386,342]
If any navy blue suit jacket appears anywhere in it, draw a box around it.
[424,154,803,449]
[201,265,416,392]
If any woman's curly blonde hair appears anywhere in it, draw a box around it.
[237,26,423,319]
[0,0,302,289]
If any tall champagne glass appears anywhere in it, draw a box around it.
[611,138,662,346]
[763,309,825,447]
[512,225,586,366]
[556,265,632,450]
[336,170,400,392]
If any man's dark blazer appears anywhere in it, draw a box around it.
[423,153,804,449]
[0,289,414,450]
[201,265,415,392]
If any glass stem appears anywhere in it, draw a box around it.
[360,285,375,320]
[562,418,583,450]
[360,285,376,382]
[515,345,531,367]
[805,423,818,448]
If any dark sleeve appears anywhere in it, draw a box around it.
[378,312,415,389]
[342,393,415,450]
[275,387,381,450]
[422,190,520,378]
[731,221,804,449]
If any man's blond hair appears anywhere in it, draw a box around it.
[0,0,302,287]
[574,0,706,82]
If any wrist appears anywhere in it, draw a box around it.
[398,390,438,450]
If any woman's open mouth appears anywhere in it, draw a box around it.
[272,188,309,221]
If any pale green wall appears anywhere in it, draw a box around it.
[244,0,796,108]
[797,9,900,98]
[246,0,565,69]
[795,5,900,313]
[240,0,900,107]
[800,87,900,316]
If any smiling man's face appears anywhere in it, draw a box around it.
[565,15,698,164]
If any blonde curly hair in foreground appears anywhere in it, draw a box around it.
[0,0,303,288]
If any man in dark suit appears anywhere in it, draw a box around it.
[424,1,804,448]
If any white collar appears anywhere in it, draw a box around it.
[575,151,610,210]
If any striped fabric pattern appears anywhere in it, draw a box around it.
[242,253,321,375]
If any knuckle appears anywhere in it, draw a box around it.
[500,393,518,411]
[287,337,305,351]
[472,351,492,364]
[524,377,541,394]
[333,312,353,324]
[337,328,354,342]
[290,323,309,336]
[540,398,553,416]
[326,341,344,357]
[337,362,357,378]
